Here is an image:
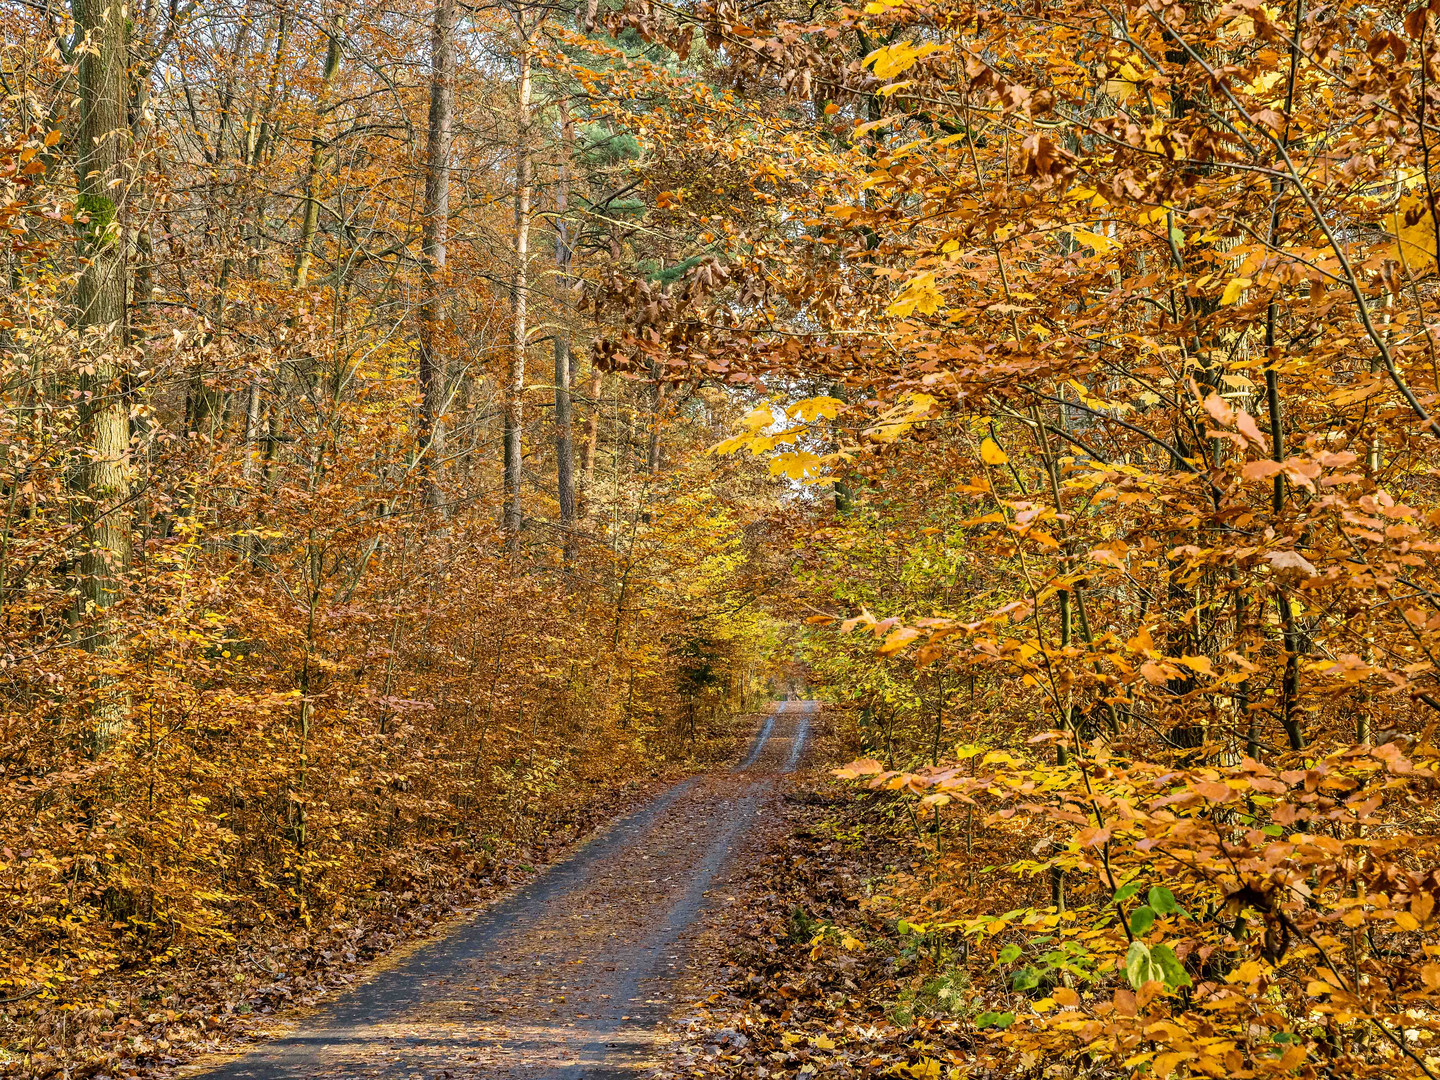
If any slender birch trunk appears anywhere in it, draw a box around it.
[503,38,532,539]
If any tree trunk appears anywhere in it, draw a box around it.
[554,338,575,525]
[503,40,532,540]
[293,10,346,295]
[419,0,456,509]
[73,0,133,751]
[827,381,851,514]
[241,378,263,481]
[580,362,601,508]
[554,103,575,554]
[647,371,665,475]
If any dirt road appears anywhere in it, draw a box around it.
[194,700,814,1080]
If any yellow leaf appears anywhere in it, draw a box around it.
[769,450,824,480]
[864,40,944,80]
[1395,910,1422,931]
[1390,192,1439,271]
[1225,960,1266,983]
[887,272,943,317]
[786,396,844,422]
[1071,226,1116,254]
[1247,70,1284,94]
[709,405,780,455]
[1105,79,1138,102]
[740,404,776,432]
[1153,1052,1193,1078]
[878,626,921,654]
[980,437,1009,465]
[1220,277,1252,306]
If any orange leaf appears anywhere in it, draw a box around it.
[1241,459,1283,481]
[1235,409,1269,452]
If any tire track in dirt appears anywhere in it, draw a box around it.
[190,700,815,1080]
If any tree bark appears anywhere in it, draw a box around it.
[503,39,532,540]
[554,339,575,522]
[554,102,575,553]
[241,378,263,481]
[580,362,601,508]
[419,0,456,509]
[647,370,665,475]
[73,0,133,751]
[293,9,346,295]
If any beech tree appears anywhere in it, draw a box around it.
[72,0,132,748]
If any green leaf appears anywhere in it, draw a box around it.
[1112,880,1143,904]
[1011,966,1041,991]
[1261,824,1283,837]
[1124,940,1158,990]
[975,1011,1002,1028]
[998,943,1023,964]
[1147,887,1186,917]
[1151,944,1192,990]
[1129,905,1156,937]
[994,1012,1016,1028]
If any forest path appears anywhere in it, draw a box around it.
[191,700,814,1080]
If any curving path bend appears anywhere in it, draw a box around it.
[192,699,815,1080]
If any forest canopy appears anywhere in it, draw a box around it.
[7,0,1440,1075]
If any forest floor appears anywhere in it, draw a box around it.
[646,757,972,1080]
[176,700,818,1080]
